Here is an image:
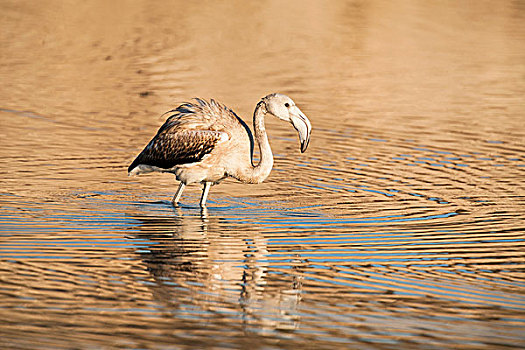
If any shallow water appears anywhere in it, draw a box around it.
[1,0,525,349]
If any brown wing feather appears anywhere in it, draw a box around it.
[128,98,235,173]
[128,130,225,172]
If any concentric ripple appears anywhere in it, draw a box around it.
[1,1,525,349]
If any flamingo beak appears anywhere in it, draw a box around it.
[289,107,312,153]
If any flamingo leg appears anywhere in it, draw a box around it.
[200,182,212,207]
[172,182,186,205]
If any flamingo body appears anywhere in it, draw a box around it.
[128,94,311,206]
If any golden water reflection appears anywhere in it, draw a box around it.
[1,0,524,349]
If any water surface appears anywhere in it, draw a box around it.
[1,1,524,349]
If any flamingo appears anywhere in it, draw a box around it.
[128,93,311,207]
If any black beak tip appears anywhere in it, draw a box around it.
[300,140,309,153]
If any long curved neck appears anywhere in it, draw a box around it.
[236,101,274,184]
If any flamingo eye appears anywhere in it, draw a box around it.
[284,103,290,107]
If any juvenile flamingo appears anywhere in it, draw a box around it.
[128,93,311,206]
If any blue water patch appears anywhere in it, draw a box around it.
[368,138,387,142]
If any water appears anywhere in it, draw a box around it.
[1,1,524,349]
